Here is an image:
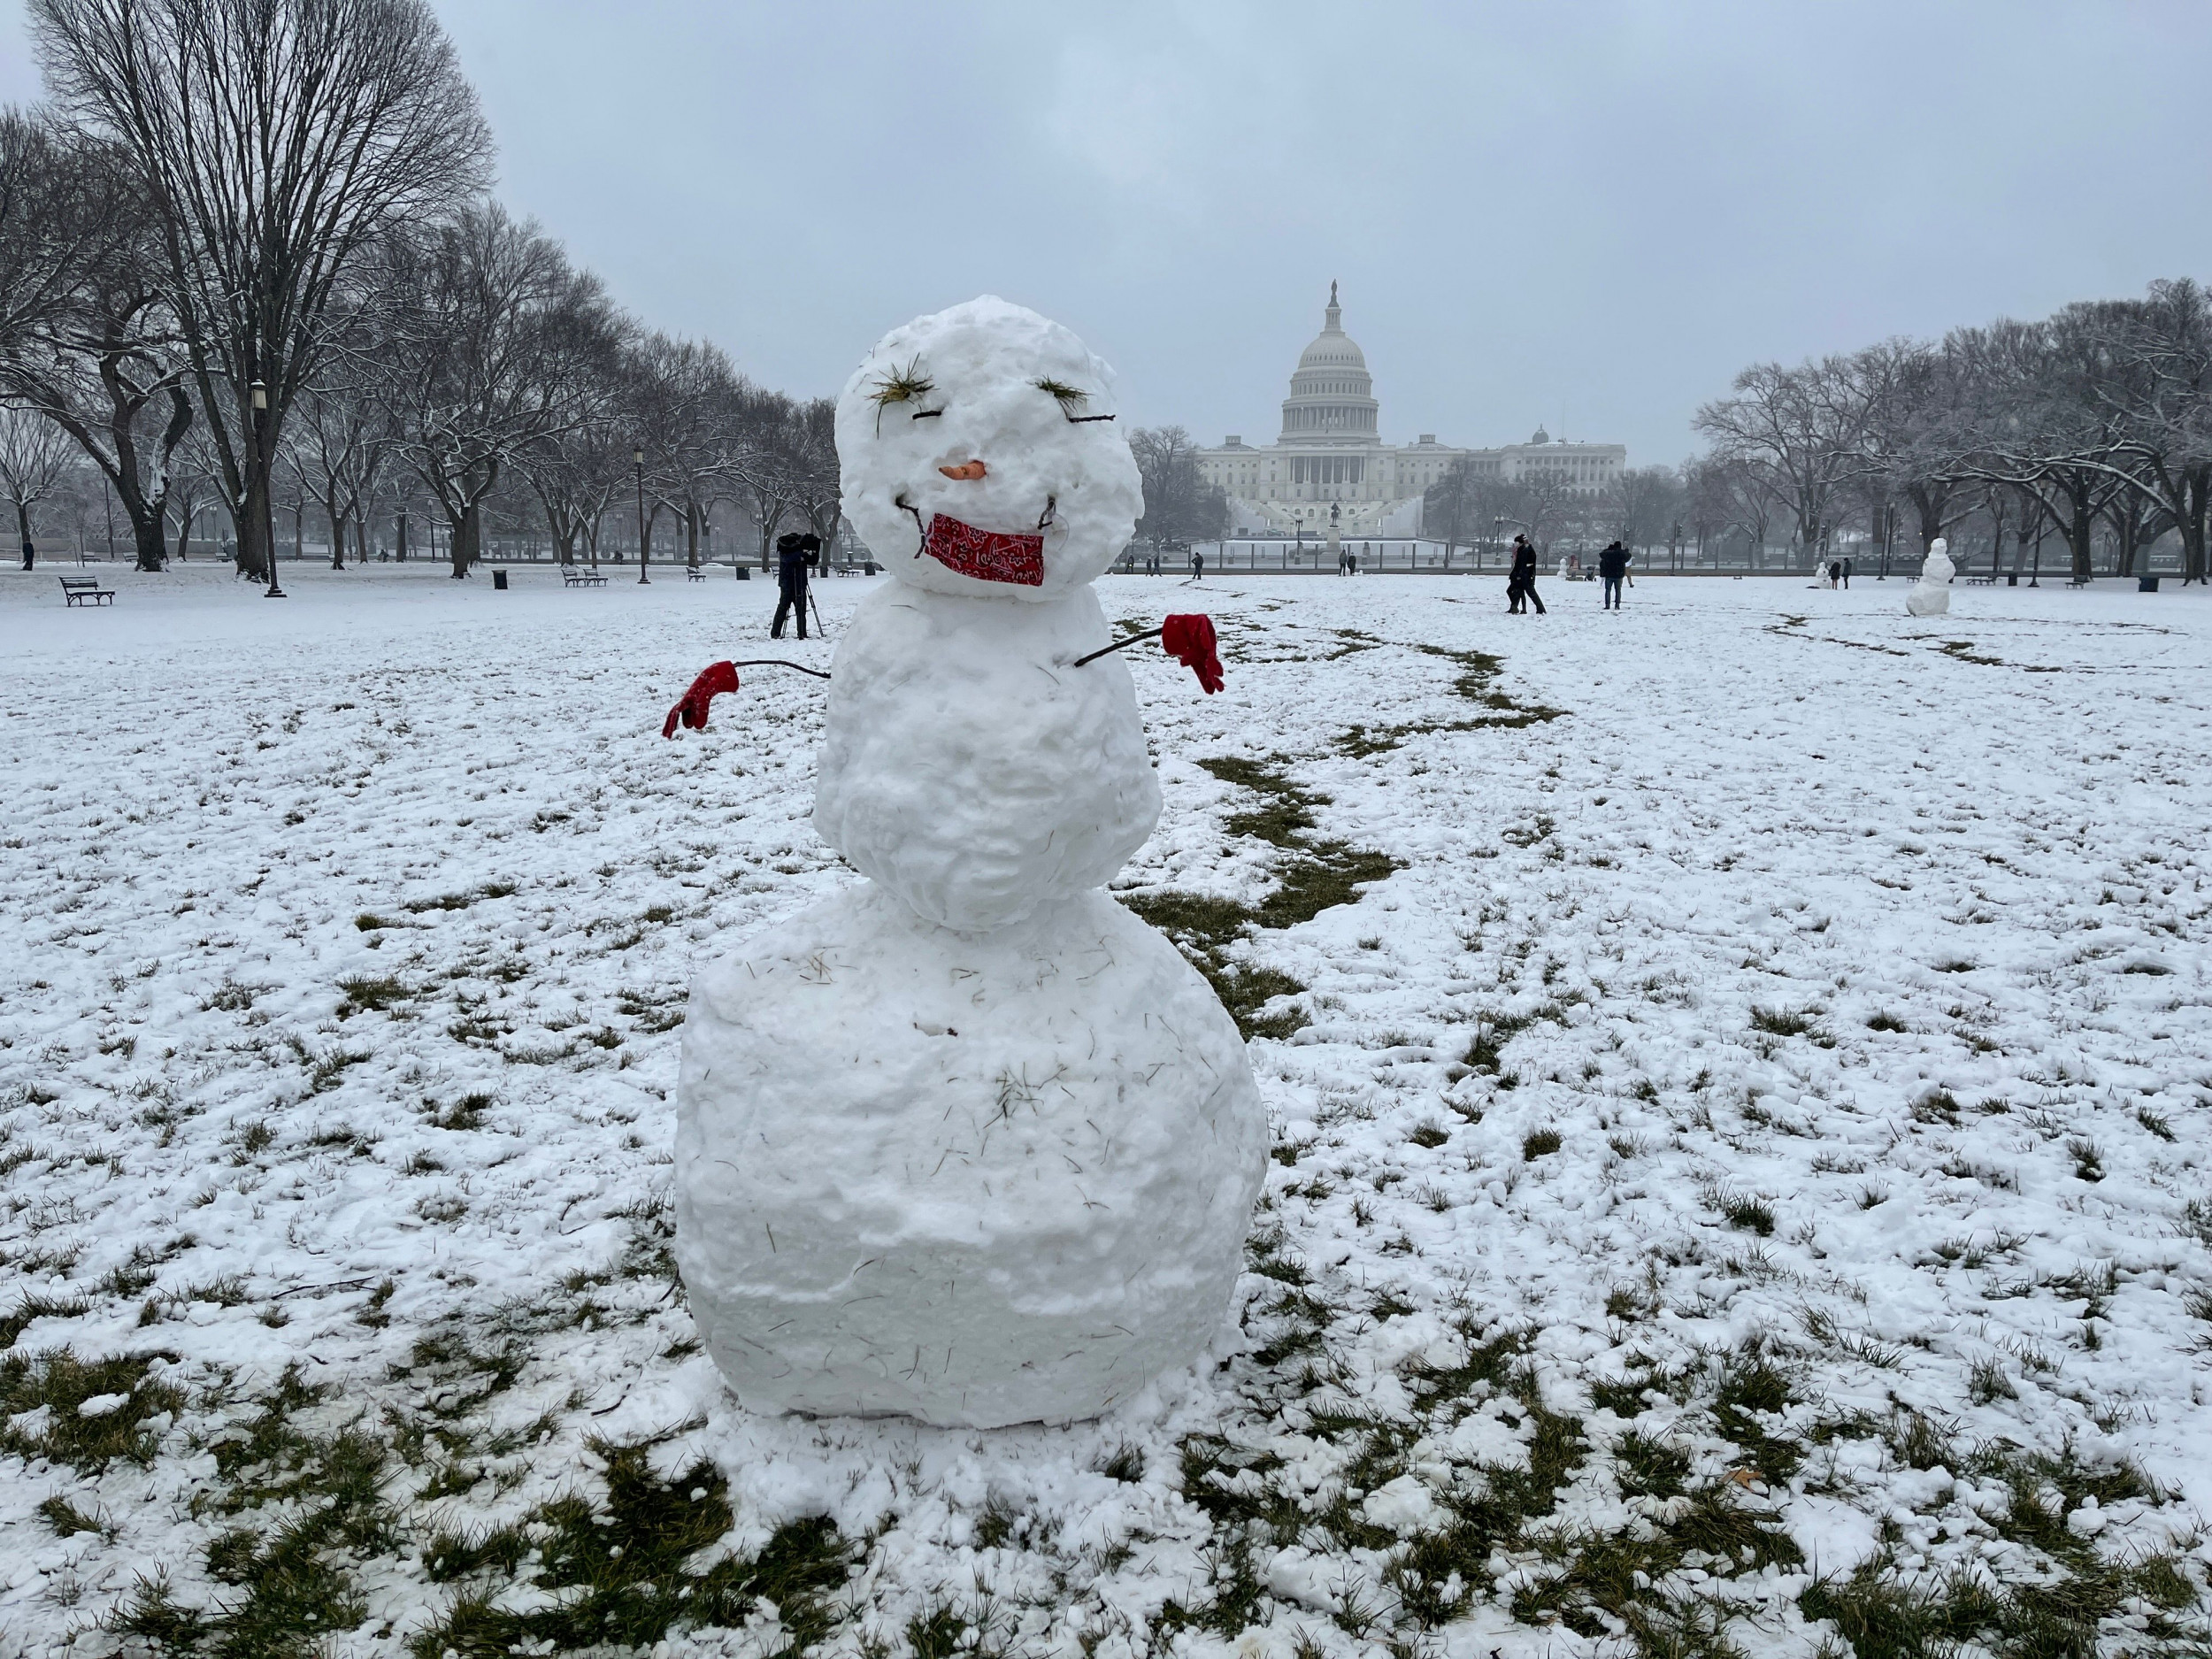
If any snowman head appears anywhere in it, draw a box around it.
[836,296,1143,601]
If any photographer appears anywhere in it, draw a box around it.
[772,531,820,639]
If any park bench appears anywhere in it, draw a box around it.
[687,564,705,581]
[833,561,880,576]
[1964,574,1997,586]
[59,577,114,607]
[560,564,607,588]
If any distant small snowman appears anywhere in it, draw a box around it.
[1908,536,1955,617]
[668,297,1267,1429]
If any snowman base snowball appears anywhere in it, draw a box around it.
[674,884,1266,1428]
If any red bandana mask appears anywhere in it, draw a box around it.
[924,514,1045,587]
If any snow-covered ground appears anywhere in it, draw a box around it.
[4,561,2209,1659]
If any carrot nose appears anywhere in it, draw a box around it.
[939,459,987,480]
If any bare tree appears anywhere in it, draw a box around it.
[786,397,843,554]
[32,0,493,583]
[295,373,388,569]
[1130,425,1225,549]
[1423,458,1481,561]
[1610,465,1682,556]
[0,398,80,558]
[1947,310,2134,582]
[1697,354,1877,568]
[630,333,754,572]
[373,204,621,578]
[1855,336,1980,557]
[0,133,195,570]
[2088,280,2212,585]
[520,406,627,567]
[0,109,129,357]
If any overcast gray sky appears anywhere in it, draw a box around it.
[5,2,2208,465]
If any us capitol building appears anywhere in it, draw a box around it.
[1196,284,1626,535]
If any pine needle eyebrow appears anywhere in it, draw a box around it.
[1036,377,1114,421]
[869,358,937,431]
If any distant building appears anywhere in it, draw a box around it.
[1196,285,1625,534]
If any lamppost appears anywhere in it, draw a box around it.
[634,447,649,584]
[254,380,284,597]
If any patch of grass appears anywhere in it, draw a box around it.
[0,1290,94,1349]
[121,1363,397,1656]
[201,979,274,1011]
[1749,1004,1817,1037]
[300,1043,368,1094]
[1123,757,1396,1040]
[1800,1512,2202,1659]
[1522,1127,1563,1159]
[0,1349,182,1472]
[1912,1089,1962,1126]
[1717,1192,1777,1236]
[1938,639,2003,666]
[334,974,411,1016]
[1502,814,1557,849]
[1712,1348,1802,1484]
[403,881,516,915]
[1340,645,1567,754]
[1612,1429,1693,1498]
[38,1494,111,1538]
[1463,1008,1542,1074]
[617,988,687,1034]
[427,1091,495,1132]
[411,1440,852,1658]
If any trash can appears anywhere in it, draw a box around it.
[734,566,749,580]
[492,569,508,590]
[2139,574,2160,593]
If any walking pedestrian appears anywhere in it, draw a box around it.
[1599,539,1629,610]
[1841,556,1854,589]
[771,530,818,639]
[1509,534,1546,614]
[1191,545,1204,580]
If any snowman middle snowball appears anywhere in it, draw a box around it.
[674,297,1268,1428]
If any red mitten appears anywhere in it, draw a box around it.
[1160,614,1224,694]
[663,660,741,738]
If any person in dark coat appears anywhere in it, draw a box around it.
[771,530,818,638]
[1599,540,1630,609]
[1508,534,1545,614]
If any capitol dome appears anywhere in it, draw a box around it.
[1280,282,1378,445]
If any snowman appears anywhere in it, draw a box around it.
[666,297,1268,1429]
[1907,536,1954,617]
